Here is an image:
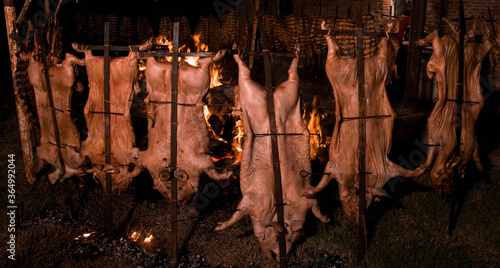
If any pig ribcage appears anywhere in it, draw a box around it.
[140,51,232,202]
[214,55,329,260]
[305,36,416,220]
[28,53,86,183]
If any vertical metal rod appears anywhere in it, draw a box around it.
[170,21,180,268]
[449,0,466,236]
[103,21,113,241]
[258,17,287,266]
[3,0,37,184]
[355,10,367,263]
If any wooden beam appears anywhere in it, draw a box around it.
[404,0,427,111]
[170,21,180,268]
[3,0,37,184]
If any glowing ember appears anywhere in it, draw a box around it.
[130,231,140,242]
[74,231,96,241]
[144,235,153,243]
[155,35,173,51]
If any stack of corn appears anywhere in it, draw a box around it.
[179,16,192,50]
[362,15,378,57]
[310,16,327,55]
[333,18,356,57]
[158,15,173,43]
[220,10,239,48]
[137,17,153,43]
[297,16,312,57]
[283,15,299,53]
[106,14,119,43]
[119,16,135,44]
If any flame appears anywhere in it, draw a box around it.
[144,235,153,243]
[231,118,244,163]
[155,35,173,51]
[130,231,140,242]
[210,64,223,88]
[304,96,326,160]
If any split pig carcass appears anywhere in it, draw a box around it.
[304,32,416,221]
[214,54,330,260]
[139,50,233,202]
[414,18,500,193]
[27,53,87,183]
[72,41,151,193]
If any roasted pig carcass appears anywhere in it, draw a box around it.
[304,31,416,221]
[27,53,87,183]
[139,50,232,202]
[214,54,329,260]
[414,17,499,193]
[72,41,151,193]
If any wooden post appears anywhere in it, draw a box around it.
[103,21,113,241]
[403,0,427,112]
[248,0,260,69]
[355,10,367,263]
[3,0,37,184]
[258,18,287,266]
[170,21,180,268]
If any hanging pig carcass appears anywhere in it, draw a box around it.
[303,31,416,221]
[214,54,330,260]
[139,50,233,202]
[27,53,87,183]
[414,18,499,193]
[72,41,151,193]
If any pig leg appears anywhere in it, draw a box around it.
[415,143,440,177]
[472,147,484,173]
[310,199,330,223]
[303,161,336,196]
[194,153,233,180]
[214,195,251,231]
[48,169,62,184]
